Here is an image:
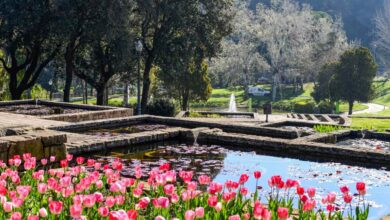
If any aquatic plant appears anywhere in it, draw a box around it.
[0,153,370,219]
[314,125,345,133]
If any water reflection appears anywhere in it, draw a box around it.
[87,143,390,219]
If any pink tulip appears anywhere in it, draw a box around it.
[39,208,48,217]
[27,215,39,220]
[38,183,47,194]
[11,212,22,220]
[110,210,129,220]
[116,195,125,205]
[155,216,166,220]
[198,175,211,185]
[185,210,196,220]
[105,196,116,208]
[3,201,13,212]
[70,204,83,218]
[49,201,63,215]
[195,207,204,218]
[229,215,241,220]
[215,202,222,212]
[307,187,316,198]
[240,187,248,196]
[98,206,109,217]
[243,213,251,219]
[164,184,174,195]
[344,194,353,203]
[326,192,337,204]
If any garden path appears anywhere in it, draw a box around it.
[352,103,388,115]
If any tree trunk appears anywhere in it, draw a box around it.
[84,81,88,104]
[63,46,74,102]
[124,83,130,107]
[272,73,278,101]
[141,55,154,113]
[9,71,22,100]
[96,87,105,106]
[182,91,189,111]
[348,100,354,115]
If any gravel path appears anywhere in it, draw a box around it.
[352,103,388,115]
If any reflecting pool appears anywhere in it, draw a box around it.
[90,144,390,219]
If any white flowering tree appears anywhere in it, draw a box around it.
[375,0,390,73]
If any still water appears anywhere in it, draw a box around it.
[92,144,390,219]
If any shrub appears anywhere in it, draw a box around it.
[293,101,315,113]
[146,98,176,117]
[317,101,335,114]
[273,100,293,112]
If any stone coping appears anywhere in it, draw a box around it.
[197,129,390,168]
[176,111,260,120]
[0,99,113,110]
[49,115,299,139]
[0,99,133,122]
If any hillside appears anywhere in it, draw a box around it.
[249,0,384,46]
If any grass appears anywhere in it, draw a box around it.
[191,87,245,108]
[188,112,222,118]
[351,118,390,131]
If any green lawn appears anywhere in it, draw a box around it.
[351,118,390,131]
[372,80,390,107]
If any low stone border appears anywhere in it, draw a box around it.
[197,129,390,167]
[0,99,133,122]
[0,129,67,162]
[50,115,300,139]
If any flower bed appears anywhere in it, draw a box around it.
[0,154,369,220]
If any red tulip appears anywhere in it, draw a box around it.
[277,207,289,220]
[343,194,353,203]
[239,173,249,185]
[60,159,68,168]
[127,210,137,220]
[296,186,305,195]
[356,182,366,195]
[208,195,218,207]
[340,186,349,194]
[254,171,262,179]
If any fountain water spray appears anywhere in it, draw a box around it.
[228,94,237,112]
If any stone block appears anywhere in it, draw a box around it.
[2,136,44,160]
[44,144,67,160]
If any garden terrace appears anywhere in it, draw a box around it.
[45,115,390,168]
[0,99,133,122]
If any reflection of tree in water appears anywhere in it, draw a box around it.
[92,144,226,180]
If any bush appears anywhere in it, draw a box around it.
[30,84,48,99]
[146,98,176,117]
[293,101,315,113]
[317,101,335,114]
[273,100,293,112]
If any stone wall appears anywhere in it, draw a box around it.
[66,127,189,155]
[0,130,67,162]
[197,129,390,167]
[41,108,133,123]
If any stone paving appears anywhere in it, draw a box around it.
[0,112,69,128]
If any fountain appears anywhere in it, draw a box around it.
[228,94,237,112]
